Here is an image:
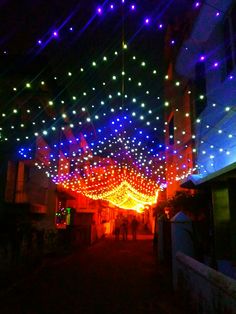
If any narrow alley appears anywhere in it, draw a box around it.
[0,235,184,314]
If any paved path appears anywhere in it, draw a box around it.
[0,236,184,314]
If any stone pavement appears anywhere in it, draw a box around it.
[0,234,185,314]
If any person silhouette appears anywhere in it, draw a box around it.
[131,216,139,240]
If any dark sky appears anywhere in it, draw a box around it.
[0,0,195,158]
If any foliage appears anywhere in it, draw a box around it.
[154,190,211,220]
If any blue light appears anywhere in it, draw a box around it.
[131,4,136,10]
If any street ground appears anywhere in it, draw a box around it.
[0,234,184,314]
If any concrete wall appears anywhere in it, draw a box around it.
[176,251,236,314]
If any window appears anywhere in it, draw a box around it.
[195,61,207,117]
[223,4,236,77]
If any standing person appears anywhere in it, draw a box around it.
[131,216,139,240]
[121,216,128,240]
[114,215,121,240]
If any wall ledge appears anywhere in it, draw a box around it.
[176,251,236,298]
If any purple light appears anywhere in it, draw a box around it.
[37,40,42,45]
[53,31,58,37]
[69,27,73,31]
[110,4,114,9]
[145,18,150,25]
[216,12,220,17]
[97,7,102,14]
[213,62,219,67]
[171,40,175,45]
[131,4,135,10]
[200,55,205,61]
[229,75,234,80]
[195,2,200,8]
[158,23,163,29]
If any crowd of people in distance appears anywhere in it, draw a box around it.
[114,214,139,240]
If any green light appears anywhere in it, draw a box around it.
[26,83,31,88]
[92,61,96,67]
[141,62,146,67]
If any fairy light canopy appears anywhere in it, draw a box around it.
[0,1,199,210]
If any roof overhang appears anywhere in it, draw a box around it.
[180,162,236,188]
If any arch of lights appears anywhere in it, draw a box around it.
[29,129,161,212]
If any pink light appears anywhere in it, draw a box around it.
[195,2,200,8]
[158,24,163,29]
[200,55,205,61]
[97,7,102,14]
[213,62,219,67]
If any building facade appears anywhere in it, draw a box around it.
[166,0,236,274]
